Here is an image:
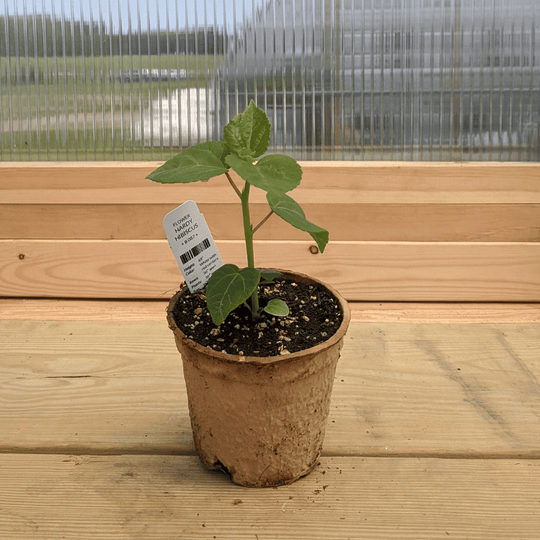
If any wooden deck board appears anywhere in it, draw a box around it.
[1,454,539,539]
[2,162,539,538]
[3,203,540,242]
[3,162,540,302]
[2,162,539,204]
[2,319,539,458]
[2,299,540,323]
[3,239,540,301]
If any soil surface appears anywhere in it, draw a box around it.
[171,275,344,357]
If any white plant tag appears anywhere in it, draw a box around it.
[163,200,223,292]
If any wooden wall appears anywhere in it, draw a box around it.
[1,162,539,301]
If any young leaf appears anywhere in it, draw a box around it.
[206,264,261,326]
[263,299,289,317]
[257,269,281,284]
[225,154,302,195]
[223,100,271,162]
[146,141,229,184]
[266,192,329,253]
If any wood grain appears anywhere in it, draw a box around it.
[1,454,539,539]
[2,162,539,204]
[3,203,539,242]
[2,299,539,323]
[2,239,539,301]
[2,161,539,539]
[3,161,538,302]
[2,320,539,458]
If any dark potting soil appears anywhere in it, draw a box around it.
[171,275,344,357]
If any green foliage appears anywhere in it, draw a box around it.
[147,100,329,327]
[266,192,329,253]
[223,101,271,162]
[146,142,229,183]
[225,154,302,194]
[205,265,261,326]
[263,299,290,317]
[258,269,282,284]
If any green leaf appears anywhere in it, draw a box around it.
[263,299,289,317]
[206,264,261,326]
[267,192,329,253]
[257,269,281,284]
[223,100,271,162]
[225,154,302,195]
[146,141,229,184]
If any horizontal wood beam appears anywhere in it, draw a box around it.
[2,161,538,300]
[2,239,540,301]
[1,162,539,204]
[2,203,539,242]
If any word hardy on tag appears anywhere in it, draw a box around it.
[163,200,223,292]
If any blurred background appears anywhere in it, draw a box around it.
[1,0,538,161]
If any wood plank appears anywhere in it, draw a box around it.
[2,162,539,204]
[2,298,540,323]
[2,239,540,301]
[2,321,539,458]
[3,203,539,242]
[331,322,540,459]
[347,302,540,323]
[0,299,171,321]
[1,454,539,539]
[0,320,190,456]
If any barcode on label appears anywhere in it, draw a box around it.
[180,238,211,264]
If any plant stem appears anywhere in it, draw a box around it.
[252,210,274,234]
[226,171,242,198]
[241,182,255,268]
[241,182,259,318]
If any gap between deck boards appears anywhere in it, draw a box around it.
[1,299,540,323]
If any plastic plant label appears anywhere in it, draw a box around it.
[163,200,223,292]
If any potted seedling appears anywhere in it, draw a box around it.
[147,100,350,487]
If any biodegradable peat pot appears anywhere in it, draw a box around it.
[167,270,351,487]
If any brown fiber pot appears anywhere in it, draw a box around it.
[167,270,351,487]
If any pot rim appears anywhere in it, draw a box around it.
[167,269,351,367]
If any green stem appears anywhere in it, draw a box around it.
[252,210,274,234]
[241,182,259,318]
[226,171,242,198]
